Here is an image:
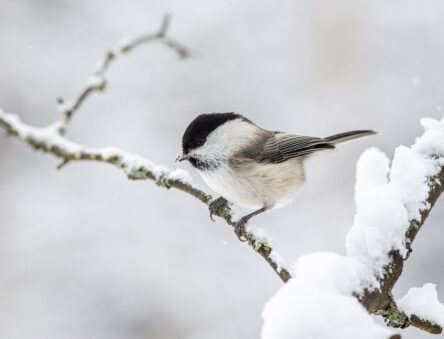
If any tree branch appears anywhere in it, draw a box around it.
[0,108,291,282]
[359,156,444,334]
[375,295,443,335]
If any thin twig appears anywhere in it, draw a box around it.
[57,14,189,131]
[0,108,291,283]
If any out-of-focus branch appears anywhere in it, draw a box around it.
[57,14,189,133]
[0,108,290,283]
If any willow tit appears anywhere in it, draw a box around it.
[177,113,375,235]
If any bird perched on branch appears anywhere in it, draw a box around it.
[177,113,375,239]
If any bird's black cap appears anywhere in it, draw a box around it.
[181,113,248,154]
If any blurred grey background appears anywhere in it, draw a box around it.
[0,0,443,338]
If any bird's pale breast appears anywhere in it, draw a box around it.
[199,158,306,210]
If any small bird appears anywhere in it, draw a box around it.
[177,113,375,238]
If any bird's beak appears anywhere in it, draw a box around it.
[175,154,190,162]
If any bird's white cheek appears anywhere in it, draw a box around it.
[193,119,260,159]
[189,144,226,164]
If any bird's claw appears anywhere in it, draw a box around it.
[234,217,249,242]
[208,197,229,222]
[208,197,249,242]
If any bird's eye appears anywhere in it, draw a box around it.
[197,138,205,146]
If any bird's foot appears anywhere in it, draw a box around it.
[232,206,268,242]
[209,197,229,221]
[234,216,250,242]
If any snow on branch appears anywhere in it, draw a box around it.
[0,108,290,282]
[0,109,193,183]
[357,118,444,333]
[0,15,291,285]
[262,118,444,339]
[398,283,444,334]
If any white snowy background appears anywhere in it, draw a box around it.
[1,0,443,338]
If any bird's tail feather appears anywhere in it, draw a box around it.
[325,130,377,145]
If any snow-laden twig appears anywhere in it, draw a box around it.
[57,14,189,133]
[397,283,444,334]
[262,117,444,339]
[0,108,290,282]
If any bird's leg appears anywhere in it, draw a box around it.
[234,206,268,241]
[209,196,230,221]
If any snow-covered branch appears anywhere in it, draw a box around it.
[0,15,290,285]
[0,108,290,282]
[397,283,444,334]
[262,118,444,338]
[355,118,444,334]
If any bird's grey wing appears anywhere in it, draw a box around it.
[256,132,335,164]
